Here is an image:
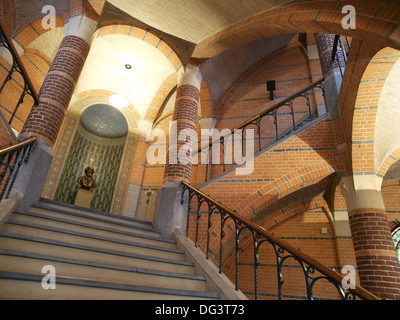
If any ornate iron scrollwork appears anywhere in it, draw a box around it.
[180,181,378,300]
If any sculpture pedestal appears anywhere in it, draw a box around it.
[75,189,92,208]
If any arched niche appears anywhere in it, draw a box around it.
[41,93,140,216]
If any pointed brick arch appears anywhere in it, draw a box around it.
[235,161,334,221]
[144,73,177,123]
[351,47,400,177]
[192,1,400,59]
[12,16,65,51]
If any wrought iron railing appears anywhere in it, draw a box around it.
[181,181,380,300]
[196,78,325,182]
[331,35,351,78]
[0,136,36,201]
[0,22,39,125]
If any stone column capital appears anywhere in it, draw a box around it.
[178,63,203,88]
[64,14,97,45]
[339,176,385,212]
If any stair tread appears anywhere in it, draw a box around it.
[0,231,194,267]
[5,219,184,255]
[0,270,220,299]
[38,198,152,226]
[0,248,205,281]
[12,210,176,245]
[30,203,157,234]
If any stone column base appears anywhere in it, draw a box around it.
[9,139,53,212]
[153,180,188,239]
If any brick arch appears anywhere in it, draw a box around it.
[378,148,400,181]
[192,1,400,59]
[12,16,65,50]
[351,47,400,177]
[11,0,101,46]
[96,22,184,72]
[381,180,400,231]
[20,48,51,92]
[144,73,177,123]
[220,194,332,269]
[70,0,102,20]
[382,179,400,189]
[200,80,212,120]
[235,161,334,221]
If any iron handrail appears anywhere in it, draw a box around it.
[0,136,37,155]
[181,181,380,300]
[0,137,37,200]
[196,77,325,155]
[0,22,39,125]
[197,77,325,181]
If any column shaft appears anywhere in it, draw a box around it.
[341,178,400,299]
[163,65,202,183]
[21,35,90,146]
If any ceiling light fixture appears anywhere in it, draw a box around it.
[109,93,130,109]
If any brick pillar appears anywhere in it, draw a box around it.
[10,14,97,211]
[163,64,202,183]
[341,177,400,299]
[154,64,202,237]
[20,16,95,146]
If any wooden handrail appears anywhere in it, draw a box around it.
[197,77,324,153]
[0,137,37,156]
[182,181,381,300]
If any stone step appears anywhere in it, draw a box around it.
[0,220,186,261]
[29,203,161,238]
[0,249,208,292]
[0,232,195,275]
[11,211,176,250]
[0,271,220,300]
[38,198,152,228]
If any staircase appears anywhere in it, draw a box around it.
[0,198,221,300]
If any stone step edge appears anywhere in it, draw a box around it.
[13,210,176,245]
[0,271,220,299]
[0,248,206,282]
[5,219,184,255]
[38,197,152,226]
[30,203,160,235]
[0,231,194,268]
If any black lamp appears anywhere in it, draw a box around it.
[266,80,276,100]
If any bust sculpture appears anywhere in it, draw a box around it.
[77,166,97,190]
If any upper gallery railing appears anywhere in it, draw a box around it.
[0,22,39,126]
[196,78,325,182]
[0,136,36,201]
[181,181,380,300]
[331,35,351,78]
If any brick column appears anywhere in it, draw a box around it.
[20,16,95,146]
[163,64,202,183]
[10,14,97,211]
[154,64,202,237]
[341,177,400,299]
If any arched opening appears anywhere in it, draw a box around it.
[54,103,129,212]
